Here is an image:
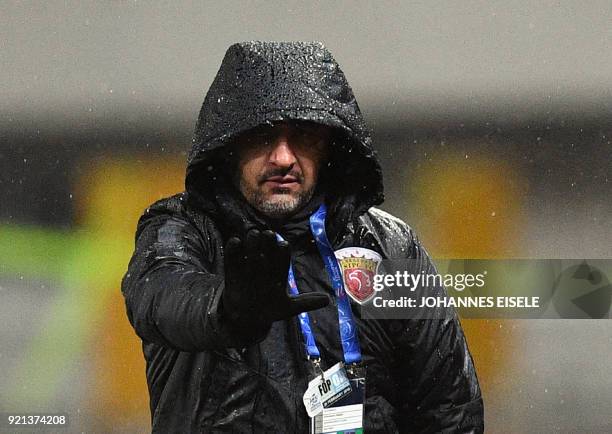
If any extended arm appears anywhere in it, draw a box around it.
[121,213,329,352]
[121,214,235,351]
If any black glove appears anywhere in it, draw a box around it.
[221,228,330,337]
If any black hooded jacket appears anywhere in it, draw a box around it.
[121,41,484,433]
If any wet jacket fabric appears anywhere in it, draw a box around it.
[121,41,484,433]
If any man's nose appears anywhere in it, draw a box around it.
[268,135,297,167]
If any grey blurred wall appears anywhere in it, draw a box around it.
[2,0,612,128]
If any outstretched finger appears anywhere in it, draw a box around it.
[244,228,261,260]
[269,239,291,291]
[260,230,278,257]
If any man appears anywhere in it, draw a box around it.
[121,41,484,433]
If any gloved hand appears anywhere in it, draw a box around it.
[221,228,330,337]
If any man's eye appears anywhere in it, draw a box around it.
[247,131,274,144]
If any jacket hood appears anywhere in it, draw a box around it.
[185,41,384,232]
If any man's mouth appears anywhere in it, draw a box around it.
[263,175,300,186]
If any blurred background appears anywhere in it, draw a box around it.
[1,1,611,432]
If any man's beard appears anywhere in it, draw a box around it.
[240,182,316,218]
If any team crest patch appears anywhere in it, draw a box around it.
[334,247,382,305]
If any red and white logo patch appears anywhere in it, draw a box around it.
[334,247,382,305]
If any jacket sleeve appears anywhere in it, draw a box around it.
[120,212,254,352]
[396,236,484,433]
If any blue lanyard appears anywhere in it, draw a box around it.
[276,203,362,365]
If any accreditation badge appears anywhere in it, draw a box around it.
[335,247,382,305]
[304,363,365,434]
[304,362,366,434]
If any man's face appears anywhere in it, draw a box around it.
[233,121,331,218]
